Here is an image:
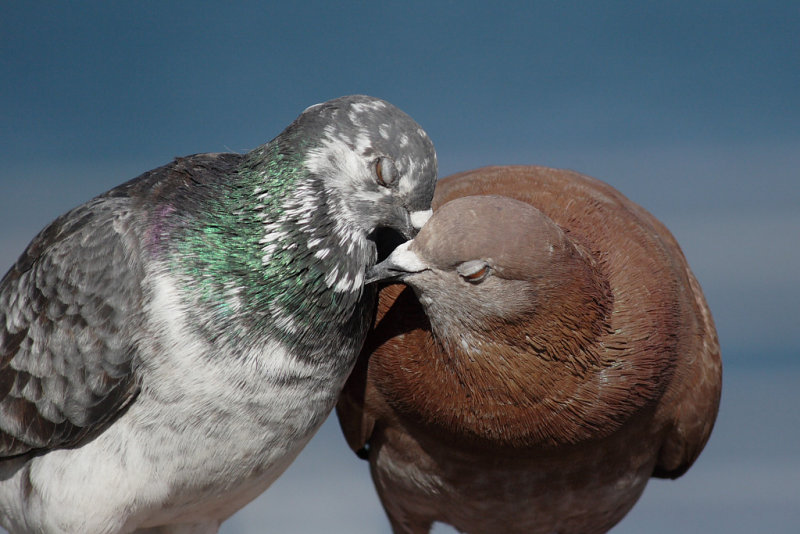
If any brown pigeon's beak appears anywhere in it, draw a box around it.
[366,241,429,285]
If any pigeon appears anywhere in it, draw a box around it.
[0,95,437,534]
[337,166,722,534]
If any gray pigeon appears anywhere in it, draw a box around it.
[0,95,437,533]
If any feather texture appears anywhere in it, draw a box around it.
[0,96,437,534]
[337,165,722,534]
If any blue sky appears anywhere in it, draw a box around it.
[1,2,798,532]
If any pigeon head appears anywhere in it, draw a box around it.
[366,195,599,343]
[278,95,437,243]
[172,96,437,342]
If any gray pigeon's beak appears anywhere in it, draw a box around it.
[397,208,433,239]
[366,241,429,284]
[409,209,432,232]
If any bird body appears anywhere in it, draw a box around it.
[0,95,437,533]
[338,166,722,534]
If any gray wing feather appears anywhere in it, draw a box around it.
[0,196,144,457]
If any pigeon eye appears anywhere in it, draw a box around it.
[374,157,399,188]
[457,260,491,284]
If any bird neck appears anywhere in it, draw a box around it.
[372,250,644,451]
[165,144,374,352]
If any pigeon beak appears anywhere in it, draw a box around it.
[396,208,433,240]
[409,209,432,232]
[366,240,429,284]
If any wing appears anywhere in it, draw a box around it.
[0,196,145,457]
[652,266,722,478]
[336,284,429,459]
[336,317,379,460]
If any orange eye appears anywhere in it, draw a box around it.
[457,261,491,283]
[375,157,398,187]
[464,266,488,281]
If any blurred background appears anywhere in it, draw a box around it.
[1,2,797,532]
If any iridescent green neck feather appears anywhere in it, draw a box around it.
[165,143,373,350]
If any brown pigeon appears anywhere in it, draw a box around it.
[337,165,722,534]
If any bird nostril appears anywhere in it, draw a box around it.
[372,227,407,263]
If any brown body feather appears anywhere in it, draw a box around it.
[337,166,722,534]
